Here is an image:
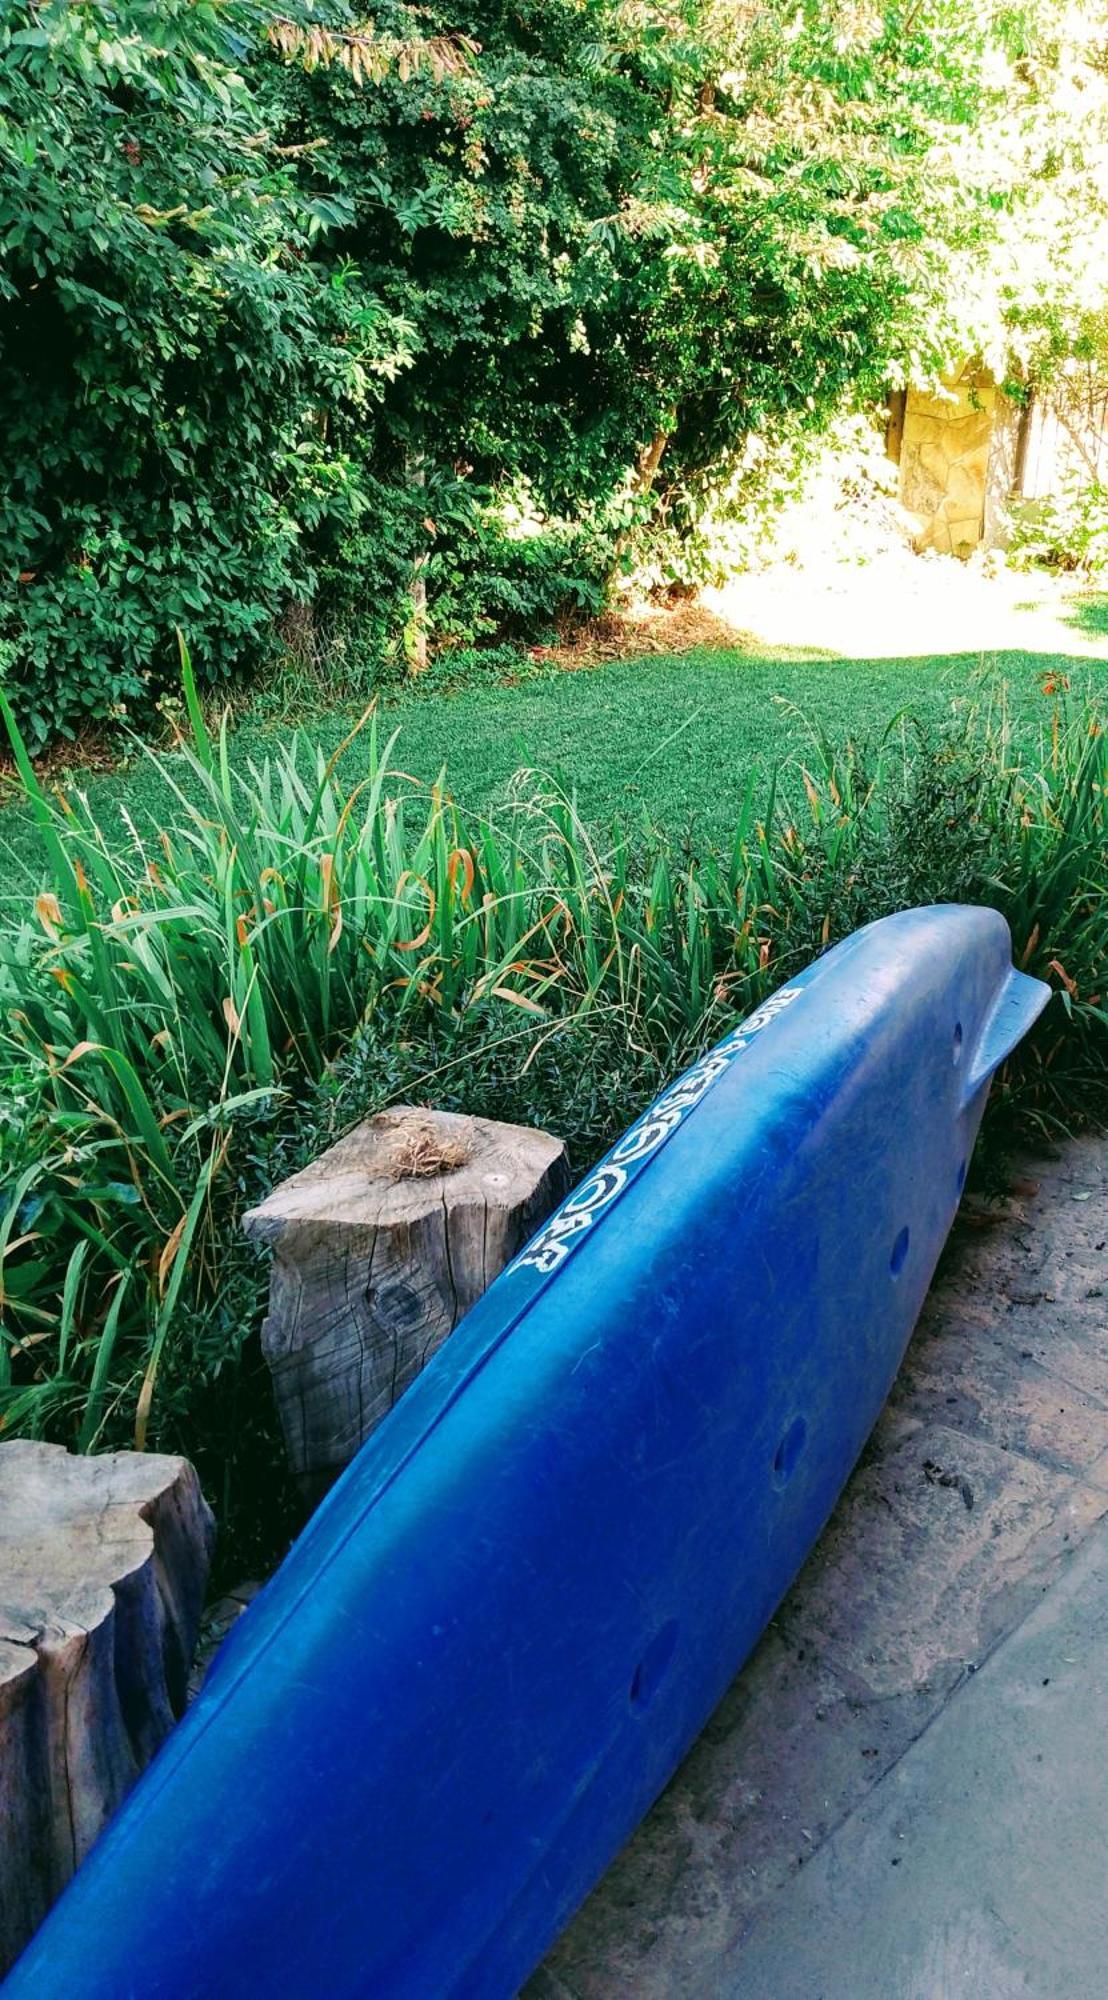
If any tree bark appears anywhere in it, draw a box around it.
[406,449,429,672]
[634,428,670,495]
[244,1105,569,1500]
[1013,388,1036,496]
[0,1442,214,1971]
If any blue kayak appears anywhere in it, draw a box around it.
[4,905,1049,1999]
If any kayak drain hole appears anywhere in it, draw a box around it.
[953,1021,964,1063]
[773,1416,808,1487]
[890,1226,910,1277]
[629,1620,679,1712]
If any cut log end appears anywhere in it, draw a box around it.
[0,1440,214,1971]
[245,1105,570,1495]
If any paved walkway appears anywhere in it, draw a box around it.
[531,1134,1108,2000]
[718,1513,1108,1999]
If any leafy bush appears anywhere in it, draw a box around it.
[268,0,1014,640]
[1,665,1103,1572]
[1008,478,1108,574]
[0,1,412,746]
[425,508,617,647]
[4,0,1056,743]
[314,473,619,675]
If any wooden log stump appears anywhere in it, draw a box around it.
[244,1105,569,1497]
[0,1441,214,1971]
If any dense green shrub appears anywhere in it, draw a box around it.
[424,504,616,645]
[0,0,413,745]
[263,0,1013,634]
[1,665,1104,1568]
[313,471,618,673]
[5,0,1065,742]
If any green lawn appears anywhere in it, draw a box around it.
[3,642,1106,890]
[316,645,1102,836]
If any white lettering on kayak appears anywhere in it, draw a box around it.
[514,984,803,1275]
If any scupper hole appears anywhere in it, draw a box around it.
[773,1415,808,1487]
[629,1620,680,1712]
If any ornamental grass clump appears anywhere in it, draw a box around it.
[0,646,788,1474]
[772,685,1107,1137]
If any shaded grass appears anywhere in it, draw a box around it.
[4,646,1106,889]
[1064,592,1108,642]
[291,650,1105,836]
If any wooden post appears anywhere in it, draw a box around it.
[244,1106,569,1499]
[0,1442,214,1971]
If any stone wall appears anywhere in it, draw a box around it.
[983,388,1023,550]
[897,368,998,557]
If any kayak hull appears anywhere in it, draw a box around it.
[3,905,1049,1998]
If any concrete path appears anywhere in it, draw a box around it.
[531,1134,1108,1999]
[716,1512,1108,1999]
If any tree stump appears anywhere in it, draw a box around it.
[0,1441,214,1972]
[244,1105,569,1498]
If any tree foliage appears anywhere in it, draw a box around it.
[0,0,412,743]
[908,0,1108,390]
